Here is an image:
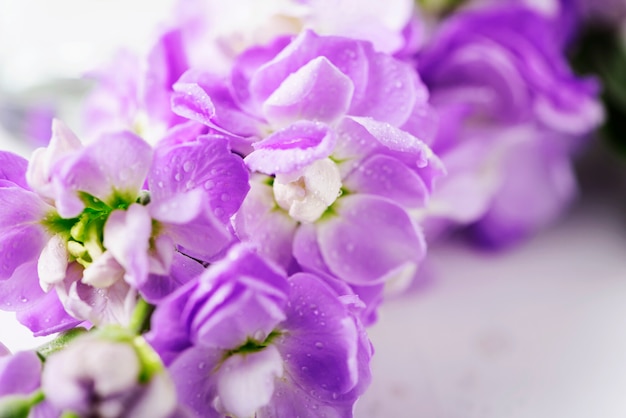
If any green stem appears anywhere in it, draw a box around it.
[36,328,88,360]
[128,297,155,335]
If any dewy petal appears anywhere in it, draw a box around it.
[0,151,29,189]
[233,176,298,270]
[0,224,46,281]
[4,262,82,335]
[175,70,263,138]
[37,234,69,291]
[343,153,429,208]
[167,346,223,418]
[262,56,354,128]
[278,273,359,396]
[150,189,205,225]
[215,346,283,418]
[53,131,152,218]
[245,121,336,174]
[149,135,250,224]
[249,31,369,108]
[316,194,425,285]
[171,81,217,127]
[103,204,152,287]
[348,115,432,155]
[347,46,419,127]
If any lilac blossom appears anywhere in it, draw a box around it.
[173,30,444,317]
[0,119,248,333]
[40,333,178,418]
[148,244,372,417]
[416,3,603,246]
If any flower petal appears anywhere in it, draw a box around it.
[233,177,298,270]
[103,205,152,287]
[53,132,152,218]
[167,346,223,418]
[0,224,46,281]
[316,194,425,285]
[0,351,42,397]
[343,153,429,208]
[149,135,250,223]
[245,121,336,174]
[216,346,283,417]
[0,151,29,189]
[262,56,354,127]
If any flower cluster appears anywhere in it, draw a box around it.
[0,0,606,416]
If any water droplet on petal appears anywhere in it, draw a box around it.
[315,342,324,349]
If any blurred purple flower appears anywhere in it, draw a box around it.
[171,0,420,75]
[82,29,189,144]
[148,244,372,417]
[41,334,178,418]
[0,350,41,398]
[417,3,603,246]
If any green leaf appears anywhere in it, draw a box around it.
[0,391,44,418]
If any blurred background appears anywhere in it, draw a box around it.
[1,0,626,416]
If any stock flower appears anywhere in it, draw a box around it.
[173,30,443,317]
[416,3,603,246]
[147,245,372,417]
[0,119,248,332]
[0,149,80,334]
[40,332,179,418]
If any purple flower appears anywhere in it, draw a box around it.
[41,333,178,418]
[0,349,53,417]
[171,0,419,75]
[0,149,81,335]
[417,3,603,246]
[0,350,41,398]
[0,119,248,332]
[147,244,372,417]
[82,29,189,144]
[173,30,444,315]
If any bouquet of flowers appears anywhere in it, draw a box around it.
[0,0,622,416]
